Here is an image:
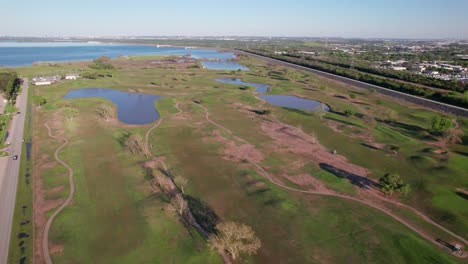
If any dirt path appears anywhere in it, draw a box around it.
[190,102,467,257]
[42,123,75,264]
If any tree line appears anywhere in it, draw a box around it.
[241,49,468,108]
[0,71,21,101]
[286,53,467,93]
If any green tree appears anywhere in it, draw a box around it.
[379,173,403,195]
[399,184,411,196]
[431,116,453,135]
[63,107,79,120]
[32,95,47,106]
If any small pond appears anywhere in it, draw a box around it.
[216,78,269,93]
[215,79,329,112]
[202,61,249,71]
[259,95,330,112]
[63,88,161,124]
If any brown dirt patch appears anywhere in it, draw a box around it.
[40,161,58,169]
[143,157,168,171]
[432,149,448,155]
[49,243,64,256]
[284,173,331,193]
[211,130,264,163]
[261,121,369,178]
[46,185,65,195]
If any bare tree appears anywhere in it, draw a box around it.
[153,173,174,195]
[209,221,261,260]
[174,176,188,193]
[96,104,113,120]
[314,103,328,120]
[170,193,188,217]
[445,128,464,145]
[124,134,144,154]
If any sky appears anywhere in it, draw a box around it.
[1,0,467,39]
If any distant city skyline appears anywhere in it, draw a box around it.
[1,0,467,39]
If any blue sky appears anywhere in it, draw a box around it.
[1,0,467,38]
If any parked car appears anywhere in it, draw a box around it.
[13,155,18,160]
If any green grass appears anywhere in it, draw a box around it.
[11,54,468,263]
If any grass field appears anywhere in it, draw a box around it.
[8,54,467,263]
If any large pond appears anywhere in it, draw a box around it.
[0,42,243,70]
[63,88,161,124]
[215,78,329,112]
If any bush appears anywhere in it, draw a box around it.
[89,56,114,70]
[32,95,47,106]
[431,116,453,135]
[344,109,355,116]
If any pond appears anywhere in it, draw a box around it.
[215,79,329,112]
[259,95,330,112]
[202,61,249,71]
[63,88,161,125]
[216,78,269,93]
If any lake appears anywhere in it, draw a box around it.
[0,42,241,69]
[63,88,161,125]
[215,78,329,111]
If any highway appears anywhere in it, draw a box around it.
[239,51,468,117]
[0,78,29,264]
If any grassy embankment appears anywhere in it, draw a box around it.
[8,83,33,264]
[10,54,467,263]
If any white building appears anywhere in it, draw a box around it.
[65,74,80,80]
[32,75,61,86]
[390,66,407,71]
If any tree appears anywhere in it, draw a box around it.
[174,176,188,194]
[96,104,113,120]
[445,128,464,145]
[399,184,411,196]
[209,222,261,260]
[379,173,403,195]
[124,134,144,154]
[314,103,328,120]
[171,193,188,217]
[32,95,47,106]
[344,108,355,116]
[63,107,79,120]
[381,109,398,123]
[431,116,453,135]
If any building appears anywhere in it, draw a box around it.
[65,74,80,80]
[390,66,407,71]
[32,75,61,86]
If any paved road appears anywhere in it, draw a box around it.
[239,51,468,117]
[0,78,29,264]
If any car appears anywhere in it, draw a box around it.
[17,112,21,114]
[13,155,18,160]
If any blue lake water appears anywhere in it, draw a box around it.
[0,42,239,68]
[63,88,162,124]
[215,79,329,112]
[216,78,269,93]
[202,61,249,71]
